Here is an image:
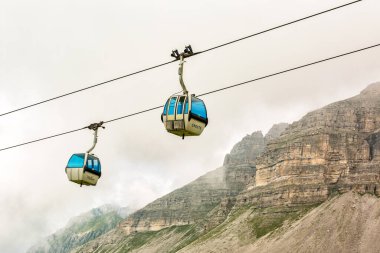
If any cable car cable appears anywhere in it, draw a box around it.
[0,42,378,152]
[104,105,164,124]
[197,43,379,97]
[0,127,87,152]
[194,0,363,56]
[0,60,176,118]
[0,122,106,152]
[0,0,362,118]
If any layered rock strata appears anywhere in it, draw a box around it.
[120,167,229,234]
[238,83,380,208]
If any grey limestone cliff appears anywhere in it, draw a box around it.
[237,82,380,209]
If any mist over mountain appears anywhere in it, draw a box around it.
[27,205,133,253]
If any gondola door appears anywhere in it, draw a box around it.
[166,96,177,122]
[174,95,186,131]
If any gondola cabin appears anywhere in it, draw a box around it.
[65,153,101,186]
[161,94,208,138]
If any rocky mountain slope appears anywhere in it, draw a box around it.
[179,191,380,253]
[36,83,380,253]
[27,205,132,253]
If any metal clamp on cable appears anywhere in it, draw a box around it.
[170,45,194,60]
[87,121,105,131]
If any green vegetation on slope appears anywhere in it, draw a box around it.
[168,226,199,253]
[249,205,320,239]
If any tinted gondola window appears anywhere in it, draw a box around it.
[177,96,185,114]
[184,97,189,114]
[87,159,93,169]
[163,99,169,115]
[93,159,101,172]
[86,156,101,173]
[168,97,177,115]
[67,154,85,168]
[191,97,207,119]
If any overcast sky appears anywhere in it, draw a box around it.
[1,0,380,252]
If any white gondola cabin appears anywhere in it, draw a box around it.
[65,153,101,186]
[161,94,208,138]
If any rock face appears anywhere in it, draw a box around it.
[27,205,131,253]
[264,123,289,143]
[223,131,266,167]
[119,167,229,235]
[223,123,289,190]
[238,82,380,209]
[223,123,289,167]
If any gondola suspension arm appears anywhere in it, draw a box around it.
[86,121,105,154]
[171,45,194,95]
[178,55,188,95]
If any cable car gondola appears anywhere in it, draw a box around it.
[161,46,208,139]
[65,122,104,186]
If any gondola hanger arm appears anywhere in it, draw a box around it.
[171,45,194,95]
[86,121,105,154]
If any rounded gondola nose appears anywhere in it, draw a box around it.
[65,153,101,186]
[162,94,208,137]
